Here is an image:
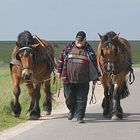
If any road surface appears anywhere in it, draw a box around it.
[0,68,140,140]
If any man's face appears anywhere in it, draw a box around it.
[75,38,86,48]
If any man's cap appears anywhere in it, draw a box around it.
[76,31,86,41]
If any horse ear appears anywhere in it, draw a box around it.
[113,33,120,40]
[16,42,20,48]
[98,33,103,40]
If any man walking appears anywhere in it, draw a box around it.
[57,31,99,123]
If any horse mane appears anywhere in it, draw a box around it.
[12,31,53,58]
[12,46,18,58]
[32,39,54,66]
[97,31,132,73]
[17,31,34,47]
[100,31,117,43]
[97,31,131,57]
[96,31,118,63]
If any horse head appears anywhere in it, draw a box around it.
[98,32,121,74]
[16,31,35,80]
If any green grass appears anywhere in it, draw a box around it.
[0,67,58,131]
[129,41,140,66]
[0,41,15,66]
[0,40,139,66]
[0,40,139,131]
[0,41,63,131]
[0,67,26,131]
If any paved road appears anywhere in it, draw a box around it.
[1,68,140,140]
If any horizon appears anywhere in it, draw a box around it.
[0,39,140,42]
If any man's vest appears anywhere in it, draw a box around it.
[67,46,90,83]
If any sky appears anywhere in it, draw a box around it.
[0,0,140,41]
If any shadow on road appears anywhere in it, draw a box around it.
[39,112,140,123]
[84,112,140,123]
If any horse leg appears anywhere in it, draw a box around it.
[43,80,52,115]
[111,84,123,120]
[29,83,41,120]
[10,75,21,117]
[25,82,35,115]
[102,87,112,118]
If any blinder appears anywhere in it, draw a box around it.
[100,39,121,73]
[100,48,104,57]
[100,39,120,57]
[16,47,33,60]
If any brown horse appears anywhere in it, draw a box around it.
[97,31,135,120]
[10,31,56,120]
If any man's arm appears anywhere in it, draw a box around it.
[87,44,101,80]
[57,45,68,78]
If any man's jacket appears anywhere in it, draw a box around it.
[57,41,100,84]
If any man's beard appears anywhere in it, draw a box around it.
[76,43,84,47]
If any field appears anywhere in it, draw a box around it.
[0,40,140,66]
[0,40,140,131]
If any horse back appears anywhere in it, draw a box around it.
[33,38,54,56]
[118,37,132,61]
[33,39,55,65]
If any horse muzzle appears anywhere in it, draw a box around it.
[21,69,33,80]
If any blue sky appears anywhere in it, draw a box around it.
[0,0,140,40]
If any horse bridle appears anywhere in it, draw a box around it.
[100,40,120,74]
[16,46,34,70]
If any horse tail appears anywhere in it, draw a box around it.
[120,82,130,99]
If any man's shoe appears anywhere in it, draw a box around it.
[77,118,85,123]
[67,112,74,120]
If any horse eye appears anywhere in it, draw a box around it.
[16,54,20,60]
[101,48,104,57]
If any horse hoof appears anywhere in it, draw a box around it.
[42,111,51,116]
[12,112,20,117]
[103,114,111,119]
[10,100,21,117]
[45,111,51,116]
[27,110,40,120]
[111,115,120,120]
[29,115,39,120]
[28,112,40,120]
[103,111,111,118]
[103,113,111,119]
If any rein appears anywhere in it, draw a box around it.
[23,75,56,84]
[33,35,56,84]
[33,35,56,69]
[89,84,97,104]
[128,67,135,85]
[56,77,62,97]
